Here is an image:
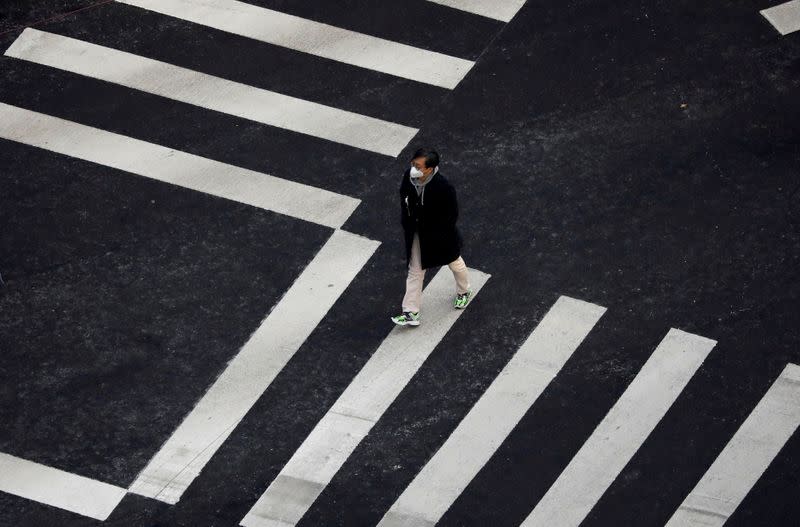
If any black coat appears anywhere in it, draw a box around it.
[400,169,463,269]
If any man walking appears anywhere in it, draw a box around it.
[391,148,472,327]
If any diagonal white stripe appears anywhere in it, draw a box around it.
[426,0,527,22]
[116,0,475,89]
[240,267,491,527]
[666,363,800,527]
[378,296,606,527]
[5,28,418,157]
[521,328,717,527]
[761,0,800,35]
[0,103,360,229]
[0,452,127,521]
[129,230,379,504]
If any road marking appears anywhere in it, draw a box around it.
[761,0,800,35]
[425,0,527,22]
[665,363,800,527]
[521,328,717,527]
[0,452,126,521]
[0,103,360,229]
[5,28,418,157]
[116,0,475,90]
[240,268,491,527]
[377,296,606,527]
[128,230,379,504]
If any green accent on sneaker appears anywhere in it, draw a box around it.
[391,311,421,326]
[454,290,473,309]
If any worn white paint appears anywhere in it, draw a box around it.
[426,0,527,22]
[0,103,360,229]
[5,28,418,156]
[666,363,800,527]
[129,230,379,504]
[521,328,717,527]
[378,296,606,527]
[0,452,127,521]
[116,0,475,89]
[761,0,800,35]
[241,267,490,527]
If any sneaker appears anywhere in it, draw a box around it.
[454,290,473,309]
[391,311,421,326]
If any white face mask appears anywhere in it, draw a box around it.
[410,166,424,179]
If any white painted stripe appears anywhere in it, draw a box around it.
[521,328,717,527]
[426,0,527,22]
[0,452,126,521]
[116,0,475,89]
[665,363,800,527]
[377,296,606,527]
[0,103,359,229]
[240,268,491,527]
[129,230,379,504]
[5,29,418,157]
[761,0,800,35]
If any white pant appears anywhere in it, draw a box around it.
[402,233,470,313]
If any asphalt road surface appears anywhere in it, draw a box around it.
[0,1,799,526]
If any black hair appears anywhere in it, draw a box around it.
[412,148,440,169]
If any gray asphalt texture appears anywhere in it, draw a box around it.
[0,0,799,526]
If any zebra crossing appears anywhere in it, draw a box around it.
[376,297,606,527]
[241,269,491,527]
[666,364,800,527]
[2,281,798,525]
[129,230,379,505]
[116,0,476,90]
[5,28,419,157]
[521,329,717,527]
[0,103,360,228]
[1,0,799,525]
[0,0,505,521]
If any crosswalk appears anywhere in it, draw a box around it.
[377,296,605,527]
[129,230,379,504]
[0,103,360,228]
[241,269,491,527]
[0,0,504,521]
[117,0,476,90]
[1,1,799,525]
[521,329,717,526]
[6,28,419,157]
[666,364,800,526]
[2,279,798,525]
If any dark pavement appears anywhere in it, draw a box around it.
[0,1,798,525]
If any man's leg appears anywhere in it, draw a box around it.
[448,256,470,295]
[449,256,472,309]
[402,234,425,313]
